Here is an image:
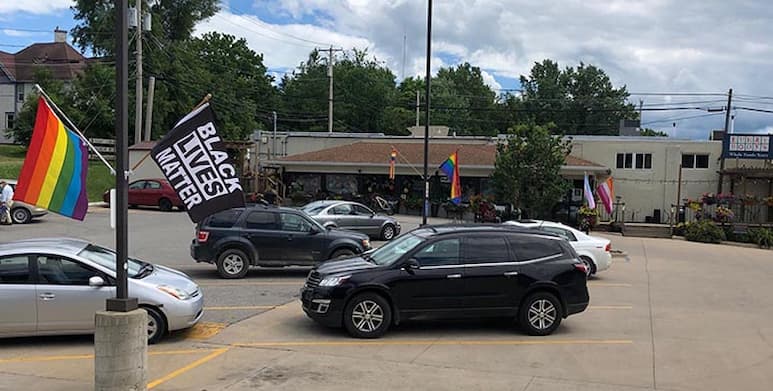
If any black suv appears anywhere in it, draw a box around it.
[191,205,372,278]
[301,225,589,338]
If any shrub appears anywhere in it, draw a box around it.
[684,220,726,244]
[673,222,691,236]
[747,228,773,249]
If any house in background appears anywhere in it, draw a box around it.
[0,28,89,144]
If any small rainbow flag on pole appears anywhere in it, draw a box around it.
[13,96,89,220]
[439,150,461,205]
[389,148,397,180]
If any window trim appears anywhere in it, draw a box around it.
[0,254,34,284]
[34,254,109,286]
[616,152,652,170]
[682,153,710,169]
[243,210,278,230]
[411,237,462,267]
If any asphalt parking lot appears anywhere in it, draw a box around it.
[1,207,773,390]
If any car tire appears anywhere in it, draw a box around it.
[380,224,396,241]
[331,248,355,259]
[143,306,167,344]
[159,198,173,212]
[216,248,250,279]
[11,207,31,224]
[343,292,392,338]
[129,204,137,209]
[579,256,596,276]
[519,292,563,336]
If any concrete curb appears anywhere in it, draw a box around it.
[672,235,770,250]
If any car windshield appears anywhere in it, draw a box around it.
[302,205,328,215]
[366,233,424,266]
[78,244,149,278]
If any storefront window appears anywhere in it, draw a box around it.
[326,175,358,195]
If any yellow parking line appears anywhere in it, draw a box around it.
[148,347,230,389]
[589,305,633,310]
[182,322,228,340]
[0,349,214,364]
[204,305,277,311]
[232,339,633,348]
[588,282,632,287]
[198,281,303,287]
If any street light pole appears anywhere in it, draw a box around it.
[422,0,432,226]
[107,0,137,313]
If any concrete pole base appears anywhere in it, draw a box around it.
[94,309,148,391]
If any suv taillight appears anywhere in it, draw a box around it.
[574,263,588,275]
[197,231,210,243]
[605,243,611,252]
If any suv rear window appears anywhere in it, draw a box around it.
[507,235,564,261]
[205,209,242,228]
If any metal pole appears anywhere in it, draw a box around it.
[717,88,732,194]
[143,75,155,141]
[416,90,420,127]
[328,46,334,134]
[422,0,432,226]
[107,0,137,312]
[134,0,142,145]
[272,111,277,159]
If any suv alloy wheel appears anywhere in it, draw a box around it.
[343,292,392,338]
[519,292,563,336]
[216,248,250,279]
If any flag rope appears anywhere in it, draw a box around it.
[389,144,427,180]
[34,84,115,175]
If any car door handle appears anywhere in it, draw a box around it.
[503,271,519,277]
[446,274,462,279]
[39,293,56,300]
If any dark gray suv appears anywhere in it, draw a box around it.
[191,205,372,279]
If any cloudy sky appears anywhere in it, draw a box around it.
[2,0,773,139]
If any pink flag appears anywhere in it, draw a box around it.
[596,177,615,214]
[583,173,596,209]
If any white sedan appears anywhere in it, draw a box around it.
[504,220,612,276]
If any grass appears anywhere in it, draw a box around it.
[0,144,115,202]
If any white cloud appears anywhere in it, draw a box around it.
[2,29,45,37]
[0,0,73,15]
[481,70,502,91]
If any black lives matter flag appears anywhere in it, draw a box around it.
[151,103,244,223]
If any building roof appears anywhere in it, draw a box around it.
[277,141,604,169]
[0,42,89,82]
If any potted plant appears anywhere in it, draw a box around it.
[717,193,737,206]
[713,205,734,225]
[700,192,716,205]
[578,205,598,233]
[403,195,423,215]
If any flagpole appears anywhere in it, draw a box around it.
[34,84,116,176]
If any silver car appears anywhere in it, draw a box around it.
[1,179,48,224]
[301,200,401,240]
[0,238,203,343]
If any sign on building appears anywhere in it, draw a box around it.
[722,133,772,159]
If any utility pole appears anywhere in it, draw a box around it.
[319,46,342,134]
[416,90,420,127]
[134,0,142,145]
[638,99,643,130]
[143,75,155,141]
[717,88,732,194]
[272,111,277,160]
[422,0,433,226]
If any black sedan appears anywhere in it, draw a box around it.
[301,201,401,241]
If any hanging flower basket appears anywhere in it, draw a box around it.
[700,192,716,205]
[743,194,758,206]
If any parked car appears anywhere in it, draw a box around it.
[0,238,203,343]
[301,200,401,241]
[102,179,184,211]
[504,220,612,277]
[0,179,48,224]
[191,205,372,279]
[301,224,589,338]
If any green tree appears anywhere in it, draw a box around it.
[640,127,668,137]
[491,123,571,218]
[517,60,637,135]
[278,49,400,134]
[7,68,67,145]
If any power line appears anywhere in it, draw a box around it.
[221,4,334,47]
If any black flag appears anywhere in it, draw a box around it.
[151,103,245,223]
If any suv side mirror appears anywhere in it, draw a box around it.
[403,258,420,273]
[89,276,105,287]
[309,226,321,235]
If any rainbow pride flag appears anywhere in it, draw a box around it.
[14,97,89,220]
[438,151,461,205]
